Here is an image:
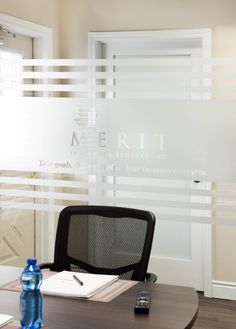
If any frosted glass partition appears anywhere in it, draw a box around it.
[1,58,236,224]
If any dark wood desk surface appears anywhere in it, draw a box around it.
[0,266,198,329]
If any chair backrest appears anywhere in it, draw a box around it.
[52,205,156,281]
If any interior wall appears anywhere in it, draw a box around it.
[0,0,61,57]
[59,0,236,58]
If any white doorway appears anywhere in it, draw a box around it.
[88,29,212,294]
[0,13,53,266]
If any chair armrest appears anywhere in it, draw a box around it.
[38,262,54,270]
[145,272,157,283]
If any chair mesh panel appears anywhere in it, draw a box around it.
[67,214,147,279]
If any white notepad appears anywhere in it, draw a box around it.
[0,314,14,328]
[41,271,119,298]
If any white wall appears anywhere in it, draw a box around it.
[59,0,236,58]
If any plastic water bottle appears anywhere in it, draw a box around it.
[20,258,42,292]
[20,291,42,329]
[20,258,43,329]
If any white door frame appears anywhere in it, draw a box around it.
[88,29,212,297]
[0,12,54,263]
[0,12,52,58]
[88,29,211,59]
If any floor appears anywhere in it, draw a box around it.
[193,292,236,329]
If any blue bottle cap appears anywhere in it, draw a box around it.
[27,257,37,265]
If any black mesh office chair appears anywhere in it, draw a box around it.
[39,205,157,282]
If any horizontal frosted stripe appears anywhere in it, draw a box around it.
[1,188,209,207]
[0,165,222,181]
[2,58,236,66]
[155,214,236,226]
[1,85,235,95]
[0,176,90,188]
[1,200,235,225]
[1,71,236,79]
[0,189,89,201]
[88,167,208,180]
[0,188,211,206]
[1,83,235,94]
[0,68,236,81]
[0,173,206,189]
[0,165,217,180]
[92,85,236,93]
[0,192,213,210]
[0,93,214,99]
[0,176,212,196]
[15,59,93,66]
[91,71,236,79]
[0,59,233,85]
[0,200,64,212]
[14,84,89,92]
[2,188,236,212]
[19,72,90,79]
[97,93,208,99]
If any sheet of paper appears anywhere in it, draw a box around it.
[0,314,14,328]
[41,271,119,298]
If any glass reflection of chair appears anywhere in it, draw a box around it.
[39,205,157,282]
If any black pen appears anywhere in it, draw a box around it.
[73,274,84,286]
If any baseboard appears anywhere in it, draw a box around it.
[212,280,236,300]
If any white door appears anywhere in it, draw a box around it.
[89,30,212,292]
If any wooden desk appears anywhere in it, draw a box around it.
[0,266,198,329]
